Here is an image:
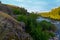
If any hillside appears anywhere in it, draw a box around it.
[0,3,13,15]
[39,7,60,20]
[0,11,32,40]
[0,2,28,16]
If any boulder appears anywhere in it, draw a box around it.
[0,12,33,40]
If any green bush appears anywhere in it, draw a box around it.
[16,13,57,40]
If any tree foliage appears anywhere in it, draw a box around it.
[39,7,60,20]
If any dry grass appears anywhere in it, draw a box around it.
[0,11,20,24]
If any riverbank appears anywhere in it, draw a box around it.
[40,16,60,21]
[37,17,60,40]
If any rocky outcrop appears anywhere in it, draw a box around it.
[0,2,13,15]
[0,12,33,40]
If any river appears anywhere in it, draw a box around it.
[37,17,60,40]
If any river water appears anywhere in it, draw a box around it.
[37,17,60,40]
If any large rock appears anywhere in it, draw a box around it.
[0,12,33,40]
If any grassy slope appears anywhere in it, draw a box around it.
[0,11,20,24]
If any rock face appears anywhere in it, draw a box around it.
[0,2,13,15]
[0,12,33,40]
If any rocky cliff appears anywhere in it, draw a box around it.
[0,12,33,40]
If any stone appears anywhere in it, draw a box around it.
[0,12,33,40]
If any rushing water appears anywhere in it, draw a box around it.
[37,17,60,40]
